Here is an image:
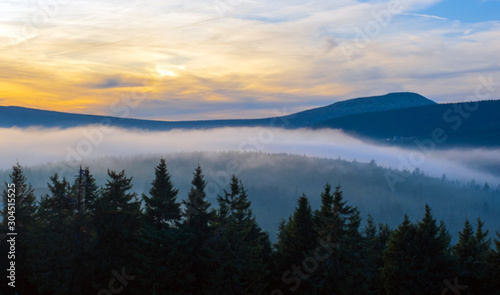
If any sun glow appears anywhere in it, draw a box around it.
[155,65,186,77]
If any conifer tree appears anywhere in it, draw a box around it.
[486,232,500,294]
[414,205,454,294]
[311,185,365,295]
[93,170,142,294]
[69,167,100,295]
[143,158,181,228]
[0,163,38,294]
[29,174,75,295]
[138,160,193,294]
[382,205,454,295]
[204,175,269,294]
[453,218,491,293]
[182,165,216,295]
[272,194,316,294]
[183,165,212,232]
[381,214,417,294]
[364,217,391,294]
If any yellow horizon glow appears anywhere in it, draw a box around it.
[0,1,498,119]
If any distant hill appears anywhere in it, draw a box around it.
[0,92,435,130]
[0,106,270,130]
[2,92,499,147]
[283,92,436,127]
[317,100,500,147]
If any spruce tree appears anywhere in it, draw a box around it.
[69,167,100,295]
[486,232,500,294]
[364,219,391,295]
[381,214,417,295]
[414,205,454,294]
[0,163,37,294]
[182,165,215,295]
[29,169,99,295]
[272,194,316,295]
[382,205,454,295]
[29,174,75,295]
[311,184,365,295]
[204,175,269,295]
[453,218,491,294]
[143,158,181,228]
[138,160,192,294]
[183,165,212,231]
[93,170,142,294]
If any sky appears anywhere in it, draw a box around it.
[0,0,499,120]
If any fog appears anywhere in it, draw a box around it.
[1,125,500,242]
[0,126,498,186]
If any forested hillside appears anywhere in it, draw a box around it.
[1,160,499,294]
[318,100,500,147]
[2,152,497,241]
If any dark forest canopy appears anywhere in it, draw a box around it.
[1,161,499,294]
[2,152,498,243]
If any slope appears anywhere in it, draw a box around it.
[317,100,500,147]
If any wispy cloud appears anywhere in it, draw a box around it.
[0,0,498,119]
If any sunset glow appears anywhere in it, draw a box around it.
[0,0,499,119]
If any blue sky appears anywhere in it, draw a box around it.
[419,0,500,23]
[0,0,498,120]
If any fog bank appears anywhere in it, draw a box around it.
[0,126,498,186]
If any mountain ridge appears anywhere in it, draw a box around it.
[0,92,434,129]
[283,92,436,127]
[2,92,500,147]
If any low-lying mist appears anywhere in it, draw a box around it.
[1,151,499,243]
[0,126,499,186]
[1,126,499,242]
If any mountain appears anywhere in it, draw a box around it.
[2,92,499,147]
[0,92,434,130]
[283,92,436,127]
[0,106,269,130]
[317,100,500,147]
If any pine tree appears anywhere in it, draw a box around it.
[365,220,391,295]
[414,205,454,294]
[138,160,193,294]
[183,165,212,232]
[68,167,100,295]
[93,170,142,294]
[339,208,367,294]
[28,169,99,295]
[182,165,216,295]
[382,214,418,295]
[143,158,181,228]
[204,175,269,294]
[453,218,491,294]
[382,205,454,295]
[486,232,500,294]
[0,163,38,294]
[272,194,316,295]
[310,184,365,295]
[29,174,75,295]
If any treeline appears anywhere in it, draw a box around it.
[0,160,499,295]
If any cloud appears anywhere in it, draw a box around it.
[0,0,499,119]
[83,75,144,89]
